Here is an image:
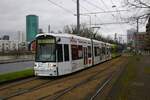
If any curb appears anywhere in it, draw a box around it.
[0,59,34,64]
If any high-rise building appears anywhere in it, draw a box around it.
[26,15,39,42]
[17,31,25,42]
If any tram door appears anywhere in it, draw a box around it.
[83,47,88,65]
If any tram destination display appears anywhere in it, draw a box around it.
[37,39,55,44]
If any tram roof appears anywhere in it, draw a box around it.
[36,33,111,45]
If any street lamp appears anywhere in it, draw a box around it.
[91,26,101,39]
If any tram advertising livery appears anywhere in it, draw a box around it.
[34,33,119,76]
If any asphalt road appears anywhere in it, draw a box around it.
[0,61,34,74]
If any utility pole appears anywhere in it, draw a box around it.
[77,0,80,35]
[135,18,139,53]
[91,26,101,38]
[48,24,51,33]
[114,33,117,42]
[136,18,139,33]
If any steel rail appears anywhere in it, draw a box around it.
[90,73,113,100]
[0,77,37,91]
[0,80,52,100]
[90,60,128,100]
[1,57,121,100]
[38,59,121,100]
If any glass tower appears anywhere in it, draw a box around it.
[26,15,39,42]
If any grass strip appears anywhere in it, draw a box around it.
[112,53,121,58]
[144,66,150,74]
[0,69,34,84]
[117,56,139,100]
[107,56,139,100]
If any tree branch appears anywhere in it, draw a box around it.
[125,0,150,8]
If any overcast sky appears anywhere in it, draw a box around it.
[0,0,149,41]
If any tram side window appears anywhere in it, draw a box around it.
[78,45,83,59]
[57,44,63,62]
[88,46,91,57]
[106,48,108,54]
[102,47,105,55]
[99,48,102,55]
[94,47,97,56]
[71,45,78,60]
[94,47,99,56]
[107,48,110,54]
[64,44,69,61]
[97,47,100,56]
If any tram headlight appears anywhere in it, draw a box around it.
[48,64,52,67]
[53,64,56,67]
[34,63,38,69]
[48,64,57,68]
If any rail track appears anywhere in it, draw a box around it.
[0,57,126,100]
[37,58,127,100]
[38,69,115,100]
[89,59,128,100]
[0,78,53,100]
[0,77,37,91]
[90,73,114,100]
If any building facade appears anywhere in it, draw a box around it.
[26,15,39,42]
[127,28,136,44]
[127,28,137,49]
[0,40,18,52]
[134,32,146,50]
[127,28,147,51]
[145,17,150,50]
[0,40,28,53]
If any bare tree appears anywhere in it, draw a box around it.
[124,0,150,8]
[123,0,150,50]
[63,23,94,38]
[63,24,120,44]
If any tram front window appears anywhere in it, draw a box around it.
[36,39,56,62]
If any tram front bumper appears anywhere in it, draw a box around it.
[34,69,58,76]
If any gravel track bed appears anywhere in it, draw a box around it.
[0,57,124,100]
[46,58,127,100]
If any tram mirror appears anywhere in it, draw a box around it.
[56,38,61,43]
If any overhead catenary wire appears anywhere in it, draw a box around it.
[72,0,91,13]
[81,2,113,33]
[99,0,117,20]
[95,0,125,33]
[47,0,129,38]
[110,0,126,34]
[99,0,116,16]
[82,0,115,34]
[83,0,105,11]
[72,0,103,33]
[47,0,75,15]
[47,0,108,34]
[83,0,128,36]
[99,0,109,10]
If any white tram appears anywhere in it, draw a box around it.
[34,33,112,76]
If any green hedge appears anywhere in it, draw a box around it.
[0,69,34,84]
